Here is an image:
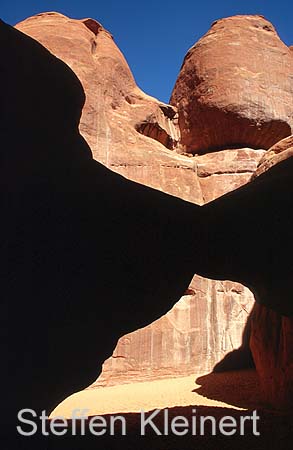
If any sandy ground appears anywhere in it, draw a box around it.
[45,369,293,450]
[51,369,263,417]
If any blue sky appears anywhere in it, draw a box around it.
[1,0,292,103]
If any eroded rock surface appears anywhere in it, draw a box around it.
[16,13,200,202]
[16,12,259,387]
[196,148,265,203]
[252,135,293,178]
[96,277,254,386]
[250,304,293,410]
[15,13,293,403]
[248,135,293,410]
[170,15,293,154]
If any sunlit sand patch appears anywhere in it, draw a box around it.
[51,369,261,418]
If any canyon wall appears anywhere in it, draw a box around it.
[16,13,293,397]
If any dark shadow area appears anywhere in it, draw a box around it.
[194,369,262,410]
[0,19,201,446]
[1,17,293,450]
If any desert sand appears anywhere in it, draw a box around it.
[48,369,293,450]
[51,369,262,417]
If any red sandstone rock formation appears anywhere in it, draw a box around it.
[170,15,293,154]
[196,148,265,203]
[16,12,261,385]
[249,135,293,410]
[96,277,254,386]
[250,303,293,410]
[252,135,293,178]
[16,13,293,402]
[16,13,201,204]
[264,134,293,156]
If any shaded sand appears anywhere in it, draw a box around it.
[51,369,263,417]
